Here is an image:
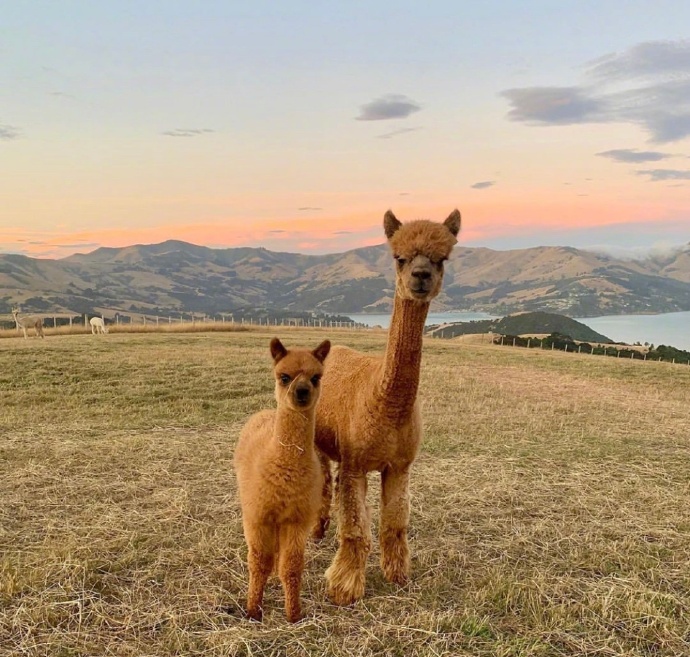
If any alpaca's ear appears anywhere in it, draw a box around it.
[383,210,402,239]
[270,337,288,363]
[312,339,331,363]
[312,339,331,364]
[443,209,461,237]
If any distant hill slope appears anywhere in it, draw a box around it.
[1,240,690,317]
[426,312,612,343]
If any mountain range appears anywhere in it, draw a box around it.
[1,240,690,317]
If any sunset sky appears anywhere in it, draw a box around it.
[2,1,689,259]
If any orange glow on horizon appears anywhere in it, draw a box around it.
[2,190,687,260]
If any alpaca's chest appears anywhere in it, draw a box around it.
[250,455,323,521]
[330,404,421,471]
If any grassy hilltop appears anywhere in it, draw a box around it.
[1,329,689,656]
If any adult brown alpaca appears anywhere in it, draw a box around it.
[234,337,331,623]
[314,209,461,605]
[12,308,44,339]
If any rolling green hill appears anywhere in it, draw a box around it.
[426,311,612,343]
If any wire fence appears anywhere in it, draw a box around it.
[0,311,378,334]
[482,333,690,366]
[4,312,688,367]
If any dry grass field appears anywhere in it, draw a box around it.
[1,328,689,656]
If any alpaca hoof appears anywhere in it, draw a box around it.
[325,565,365,606]
[286,610,304,623]
[381,533,410,585]
[382,564,409,586]
[326,581,362,606]
[245,607,263,622]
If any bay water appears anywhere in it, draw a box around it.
[347,310,690,351]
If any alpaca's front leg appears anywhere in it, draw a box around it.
[312,450,332,542]
[325,469,371,605]
[278,523,308,622]
[245,525,276,621]
[380,465,411,585]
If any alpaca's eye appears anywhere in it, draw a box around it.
[310,375,321,386]
[394,255,406,267]
[279,374,291,385]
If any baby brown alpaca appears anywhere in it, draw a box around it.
[315,209,461,605]
[234,337,331,622]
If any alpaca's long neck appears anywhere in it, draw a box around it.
[272,405,317,459]
[377,295,429,422]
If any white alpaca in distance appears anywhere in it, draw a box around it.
[90,317,109,335]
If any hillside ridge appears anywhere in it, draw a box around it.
[2,240,690,317]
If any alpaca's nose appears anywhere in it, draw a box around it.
[295,384,311,405]
[411,267,432,282]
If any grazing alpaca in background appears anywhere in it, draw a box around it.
[89,317,109,334]
[234,338,331,622]
[12,308,44,339]
[315,209,461,605]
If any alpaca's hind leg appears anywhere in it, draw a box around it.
[379,465,411,585]
[325,469,371,605]
[245,525,276,621]
[312,450,332,542]
[278,523,308,622]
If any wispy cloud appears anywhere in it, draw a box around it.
[356,94,421,121]
[502,86,601,125]
[471,180,496,189]
[502,40,690,143]
[586,242,687,261]
[161,128,215,137]
[377,127,421,139]
[597,148,673,163]
[297,207,323,211]
[636,168,690,181]
[587,40,690,80]
[0,124,22,141]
